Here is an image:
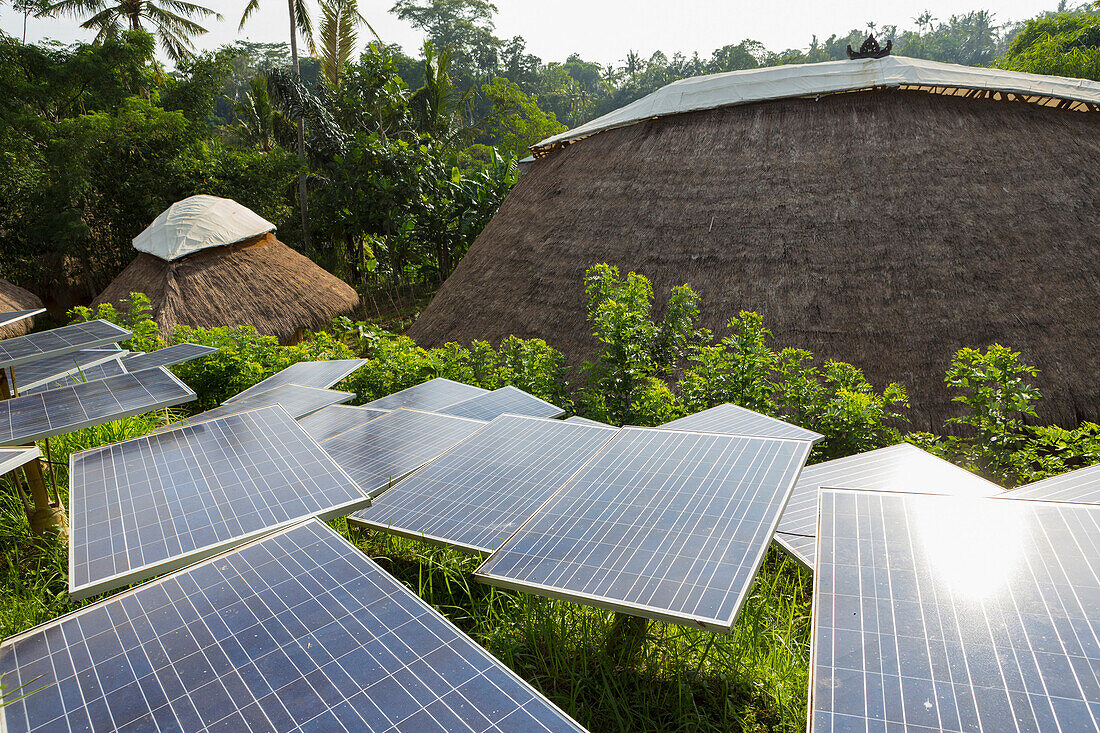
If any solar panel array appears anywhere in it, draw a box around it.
[122,343,218,371]
[0,308,44,330]
[295,404,388,443]
[775,443,1004,568]
[0,320,131,369]
[1002,463,1100,504]
[169,383,354,430]
[361,377,488,412]
[319,408,486,498]
[0,367,194,447]
[811,489,1100,732]
[436,385,566,421]
[1,520,586,732]
[658,403,824,442]
[564,415,610,427]
[11,349,124,392]
[352,414,617,553]
[0,446,40,475]
[69,405,365,598]
[226,359,367,403]
[23,358,129,395]
[476,428,811,630]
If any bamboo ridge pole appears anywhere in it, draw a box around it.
[0,369,68,537]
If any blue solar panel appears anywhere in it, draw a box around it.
[168,384,354,430]
[21,358,129,395]
[0,446,39,475]
[658,403,823,442]
[1,520,587,732]
[226,359,368,403]
[0,320,131,369]
[1001,463,1100,504]
[360,377,488,412]
[0,367,194,447]
[295,404,388,443]
[564,415,610,427]
[351,414,617,552]
[319,408,486,498]
[11,350,124,392]
[436,385,566,421]
[0,308,44,330]
[122,343,218,371]
[69,405,366,599]
[811,489,1100,732]
[476,428,811,630]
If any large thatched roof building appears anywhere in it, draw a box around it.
[95,196,358,344]
[410,56,1100,429]
[0,278,44,339]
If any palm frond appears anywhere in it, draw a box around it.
[238,0,259,30]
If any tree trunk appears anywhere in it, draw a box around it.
[287,0,312,251]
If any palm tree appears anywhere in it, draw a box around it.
[622,50,642,83]
[46,0,220,61]
[317,0,376,89]
[241,0,314,249]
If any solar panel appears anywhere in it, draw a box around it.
[69,405,365,598]
[0,367,194,447]
[226,359,368,403]
[0,320,131,369]
[360,377,488,412]
[0,446,40,474]
[435,385,566,421]
[319,408,486,498]
[2,520,587,733]
[22,358,129,395]
[0,308,45,331]
[565,415,611,427]
[811,489,1100,733]
[1000,463,1100,504]
[122,343,218,371]
[476,428,811,631]
[168,384,354,430]
[658,403,824,442]
[295,404,388,443]
[774,443,1004,568]
[11,349,124,392]
[351,414,617,553]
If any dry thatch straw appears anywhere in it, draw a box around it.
[94,233,359,344]
[0,278,44,339]
[410,89,1100,430]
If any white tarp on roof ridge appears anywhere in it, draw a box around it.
[133,195,276,262]
[534,55,1100,153]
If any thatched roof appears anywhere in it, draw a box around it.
[94,233,359,344]
[409,86,1100,430]
[0,278,44,339]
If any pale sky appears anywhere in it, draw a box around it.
[0,1,1058,66]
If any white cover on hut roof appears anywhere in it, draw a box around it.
[133,195,276,261]
[533,55,1100,153]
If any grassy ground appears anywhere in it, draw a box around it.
[0,415,813,732]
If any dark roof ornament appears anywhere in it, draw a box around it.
[847,34,893,60]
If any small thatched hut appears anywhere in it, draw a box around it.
[94,196,358,344]
[410,55,1100,429]
[0,278,44,339]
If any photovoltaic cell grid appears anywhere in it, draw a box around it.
[1001,463,1100,504]
[658,403,824,442]
[0,446,40,475]
[0,308,44,330]
[226,359,367,403]
[565,416,610,427]
[11,349,124,392]
[319,408,486,498]
[811,489,1100,733]
[476,428,812,630]
[1,520,587,733]
[774,443,1004,568]
[436,385,566,421]
[351,414,617,553]
[360,377,488,412]
[69,405,366,598]
[295,404,388,444]
[0,367,195,447]
[22,358,129,396]
[0,319,131,369]
[122,343,218,372]
[168,384,354,430]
